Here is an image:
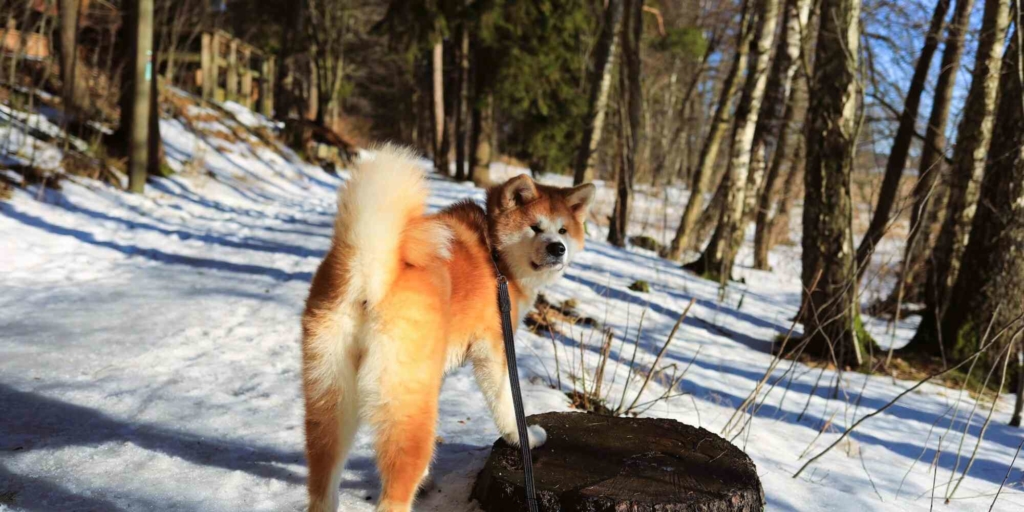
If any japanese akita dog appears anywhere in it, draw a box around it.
[302,145,595,512]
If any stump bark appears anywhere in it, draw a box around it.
[471,412,764,512]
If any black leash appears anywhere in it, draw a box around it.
[493,251,540,512]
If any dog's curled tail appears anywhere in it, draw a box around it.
[334,144,450,306]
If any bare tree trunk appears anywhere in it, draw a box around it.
[939,31,1024,366]
[752,0,813,269]
[147,55,163,178]
[306,57,319,121]
[911,0,1011,354]
[471,92,494,186]
[417,53,433,155]
[687,0,780,281]
[664,0,757,260]
[111,4,134,153]
[688,175,726,252]
[892,0,974,311]
[658,36,718,186]
[58,0,86,117]
[306,0,349,130]
[163,0,186,84]
[573,0,623,185]
[432,40,449,174]
[800,0,864,368]
[1011,345,1023,427]
[855,0,951,279]
[127,0,154,194]
[608,0,643,248]
[454,22,470,181]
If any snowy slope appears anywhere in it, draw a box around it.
[1,100,1022,511]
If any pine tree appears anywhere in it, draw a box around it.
[375,0,453,173]
[482,0,595,174]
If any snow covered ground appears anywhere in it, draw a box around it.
[2,98,1022,511]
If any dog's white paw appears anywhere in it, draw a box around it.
[527,425,548,448]
[503,425,547,449]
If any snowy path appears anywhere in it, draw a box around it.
[0,145,569,511]
[2,108,1023,510]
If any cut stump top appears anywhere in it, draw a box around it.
[471,412,764,512]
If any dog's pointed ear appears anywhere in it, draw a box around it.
[498,174,538,211]
[565,183,596,219]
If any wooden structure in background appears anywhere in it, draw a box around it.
[2,17,51,60]
[3,0,119,76]
[192,30,275,117]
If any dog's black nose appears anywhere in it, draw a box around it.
[547,242,566,257]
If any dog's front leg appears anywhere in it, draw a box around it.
[468,341,547,448]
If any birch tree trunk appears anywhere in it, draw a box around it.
[573,0,623,186]
[908,0,1010,354]
[800,0,864,368]
[855,0,951,279]
[752,0,813,269]
[664,0,756,260]
[766,135,805,247]
[939,31,1024,365]
[686,0,780,281]
[893,0,974,308]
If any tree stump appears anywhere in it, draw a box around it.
[471,412,764,512]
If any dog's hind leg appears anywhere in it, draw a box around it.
[304,317,361,512]
[360,305,446,512]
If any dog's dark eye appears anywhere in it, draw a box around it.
[530,224,543,234]
[558,227,567,235]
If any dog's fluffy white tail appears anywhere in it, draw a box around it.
[334,144,435,306]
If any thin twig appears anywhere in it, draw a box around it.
[624,298,695,414]
[948,338,1017,501]
[615,306,648,412]
[895,402,956,500]
[989,438,1024,512]
[931,436,943,512]
[860,448,883,502]
[792,314,1024,479]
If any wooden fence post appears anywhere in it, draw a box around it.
[200,32,212,100]
[263,56,275,117]
[240,48,253,109]
[210,32,221,102]
[226,38,238,102]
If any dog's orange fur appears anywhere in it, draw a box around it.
[302,146,594,512]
